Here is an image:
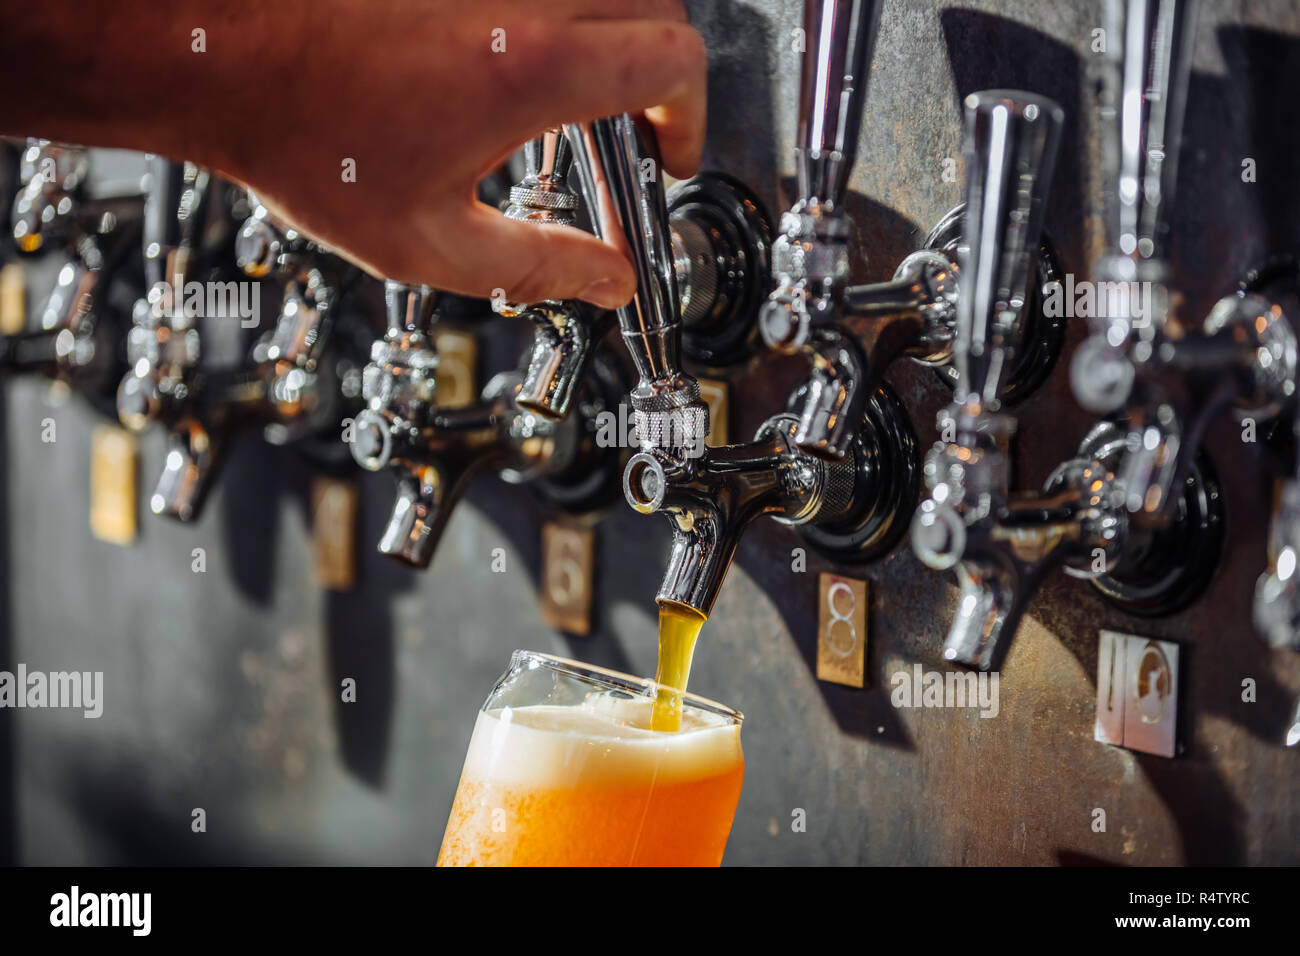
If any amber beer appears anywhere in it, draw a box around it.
[437,652,744,866]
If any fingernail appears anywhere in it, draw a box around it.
[577,278,633,309]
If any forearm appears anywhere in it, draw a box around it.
[0,0,702,305]
[0,0,308,174]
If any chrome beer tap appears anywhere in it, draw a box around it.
[914,91,1223,671]
[496,124,775,421]
[116,158,267,520]
[761,0,1063,462]
[566,114,917,616]
[495,128,613,420]
[235,192,359,446]
[3,142,146,407]
[351,280,622,568]
[1071,0,1297,527]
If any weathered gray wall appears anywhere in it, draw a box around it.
[3,0,1298,865]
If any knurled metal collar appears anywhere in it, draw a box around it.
[508,186,577,211]
[634,404,709,450]
[628,379,701,413]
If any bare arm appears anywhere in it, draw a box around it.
[0,0,708,307]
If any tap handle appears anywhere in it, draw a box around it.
[565,116,686,395]
[234,196,285,279]
[143,157,211,290]
[955,90,1063,409]
[1099,0,1198,276]
[796,0,883,213]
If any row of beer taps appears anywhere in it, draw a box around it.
[2,0,1297,733]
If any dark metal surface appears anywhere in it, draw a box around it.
[1,0,1297,865]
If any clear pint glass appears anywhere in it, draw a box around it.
[437,651,745,866]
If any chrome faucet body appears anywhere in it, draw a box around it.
[495,129,613,421]
[352,281,622,569]
[236,192,358,446]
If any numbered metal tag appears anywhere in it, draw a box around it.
[89,425,138,546]
[1094,629,1180,757]
[539,521,595,635]
[433,329,478,408]
[816,572,867,687]
[312,477,359,591]
[696,377,729,447]
[0,262,24,335]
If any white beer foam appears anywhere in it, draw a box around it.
[460,700,742,789]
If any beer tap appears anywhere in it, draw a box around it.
[235,192,361,447]
[913,91,1223,671]
[116,158,267,520]
[761,0,1064,461]
[351,280,622,568]
[3,141,145,409]
[118,159,371,520]
[496,124,776,423]
[351,121,778,570]
[495,128,613,420]
[566,114,918,617]
[1070,0,1297,528]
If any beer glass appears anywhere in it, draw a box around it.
[437,650,745,866]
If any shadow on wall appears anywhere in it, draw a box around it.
[1213,26,1300,287]
[939,10,1086,268]
[691,0,779,209]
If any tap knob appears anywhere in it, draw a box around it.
[955,90,1063,411]
[795,0,882,222]
[142,158,211,291]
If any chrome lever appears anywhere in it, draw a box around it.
[566,114,707,469]
[954,91,1064,412]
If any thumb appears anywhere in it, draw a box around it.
[452,202,636,309]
